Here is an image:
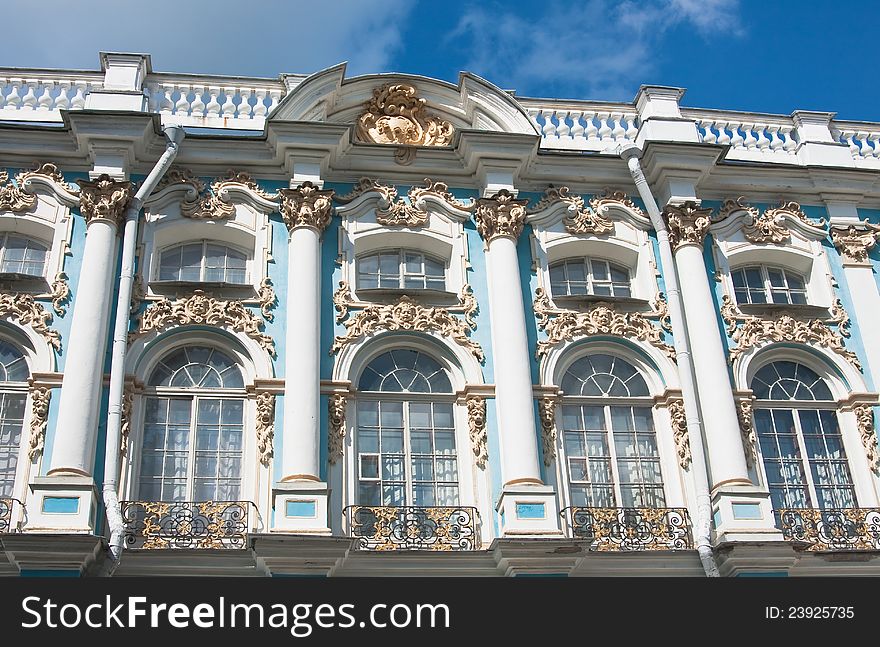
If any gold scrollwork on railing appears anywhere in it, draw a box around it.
[121,500,252,550]
[561,506,693,551]
[345,505,479,551]
[779,508,880,552]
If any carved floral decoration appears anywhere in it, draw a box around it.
[258,278,276,321]
[355,84,454,147]
[737,397,757,467]
[256,392,275,467]
[473,190,529,242]
[721,295,860,370]
[279,182,335,233]
[466,395,488,469]
[27,386,51,460]
[662,201,712,250]
[854,404,880,473]
[0,293,61,350]
[716,198,823,244]
[667,398,691,469]
[830,223,880,264]
[161,169,277,220]
[533,288,674,360]
[0,170,38,212]
[49,272,70,317]
[539,396,558,466]
[336,177,471,227]
[132,291,275,357]
[328,393,347,465]
[77,175,132,227]
[120,383,134,457]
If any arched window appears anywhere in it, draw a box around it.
[751,360,855,512]
[356,250,446,290]
[0,234,49,278]
[356,349,457,507]
[559,354,664,508]
[549,257,631,298]
[0,340,29,497]
[157,241,248,284]
[138,346,245,502]
[732,265,807,305]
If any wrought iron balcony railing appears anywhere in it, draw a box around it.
[0,497,24,533]
[344,505,480,551]
[120,500,253,550]
[561,506,693,551]
[779,508,880,552]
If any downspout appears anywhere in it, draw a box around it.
[101,125,186,573]
[618,143,720,577]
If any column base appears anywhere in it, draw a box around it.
[272,481,331,534]
[711,484,784,544]
[495,484,563,537]
[27,475,98,533]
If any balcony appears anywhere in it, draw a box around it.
[561,507,693,551]
[779,508,880,552]
[0,497,24,533]
[120,501,254,550]
[344,506,480,551]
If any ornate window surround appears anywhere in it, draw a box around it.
[739,347,880,510]
[0,164,77,297]
[119,333,264,507]
[334,178,473,305]
[525,187,659,308]
[331,335,488,534]
[710,199,835,314]
[141,170,276,300]
[543,342,687,514]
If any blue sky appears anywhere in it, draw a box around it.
[2,0,877,120]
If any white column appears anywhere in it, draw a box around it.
[273,180,334,533]
[830,222,880,382]
[475,190,560,535]
[664,203,751,489]
[282,224,322,481]
[49,176,130,477]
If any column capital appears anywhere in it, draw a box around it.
[830,223,880,264]
[473,189,529,243]
[279,181,335,234]
[662,201,712,250]
[76,175,132,227]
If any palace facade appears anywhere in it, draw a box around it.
[0,53,879,576]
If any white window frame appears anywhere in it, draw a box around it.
[355,248,447,292]
[548,256,632,299]
[155,239,251,285]
[731,264,809,306]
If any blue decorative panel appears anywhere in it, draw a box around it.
[732,503,763,520]
[515,503,545,519]
[41,497,79,514]
[286,500,317,518]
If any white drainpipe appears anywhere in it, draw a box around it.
[619,143,720,577]
[101,125,185,572]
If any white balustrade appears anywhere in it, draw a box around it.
[0,74,99,121]
[832,124,880,160]
[526,102,639,151]
[686,110,799,161]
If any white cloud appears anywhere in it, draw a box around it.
[0,0,415,77]
[448,0,742,100]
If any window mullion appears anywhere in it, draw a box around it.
[402,399,413,507]
[792,410,819,509]
[187,396,198,501]
[604,405,622,508]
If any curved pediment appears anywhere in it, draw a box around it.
[270,63,538,139]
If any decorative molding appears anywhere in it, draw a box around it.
[154,167,206,194]
[854,404,880,473]
[335,177,469,227]
[130,273,146,315]
[333,281,354,323]
[458,284,478,329]
[279,182,335,233]
[328,393,346,465]
[533,287,674,360]
[466,395,488,469]
[473,189,529,243]
[167,169,277,219]
[336,177,397,204]
[355,84,454,147]
[667,398,691,469]
[48,272,70,317]
[721,295,860,370]
[133,290,275,358]
[330,295,483,361]
[831,223,880,264]
[257,278,276,321]
[119,382,135,457]
[27,386,51,460]
[529,186,614,236]
[718,197,788,243]
[76,175,132,227]
[736,397,757,467]
[0,293,61,350]
[662,201,712,250]
[539,395,558,466]
[255,391,275,467]
[0,169,38,212]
